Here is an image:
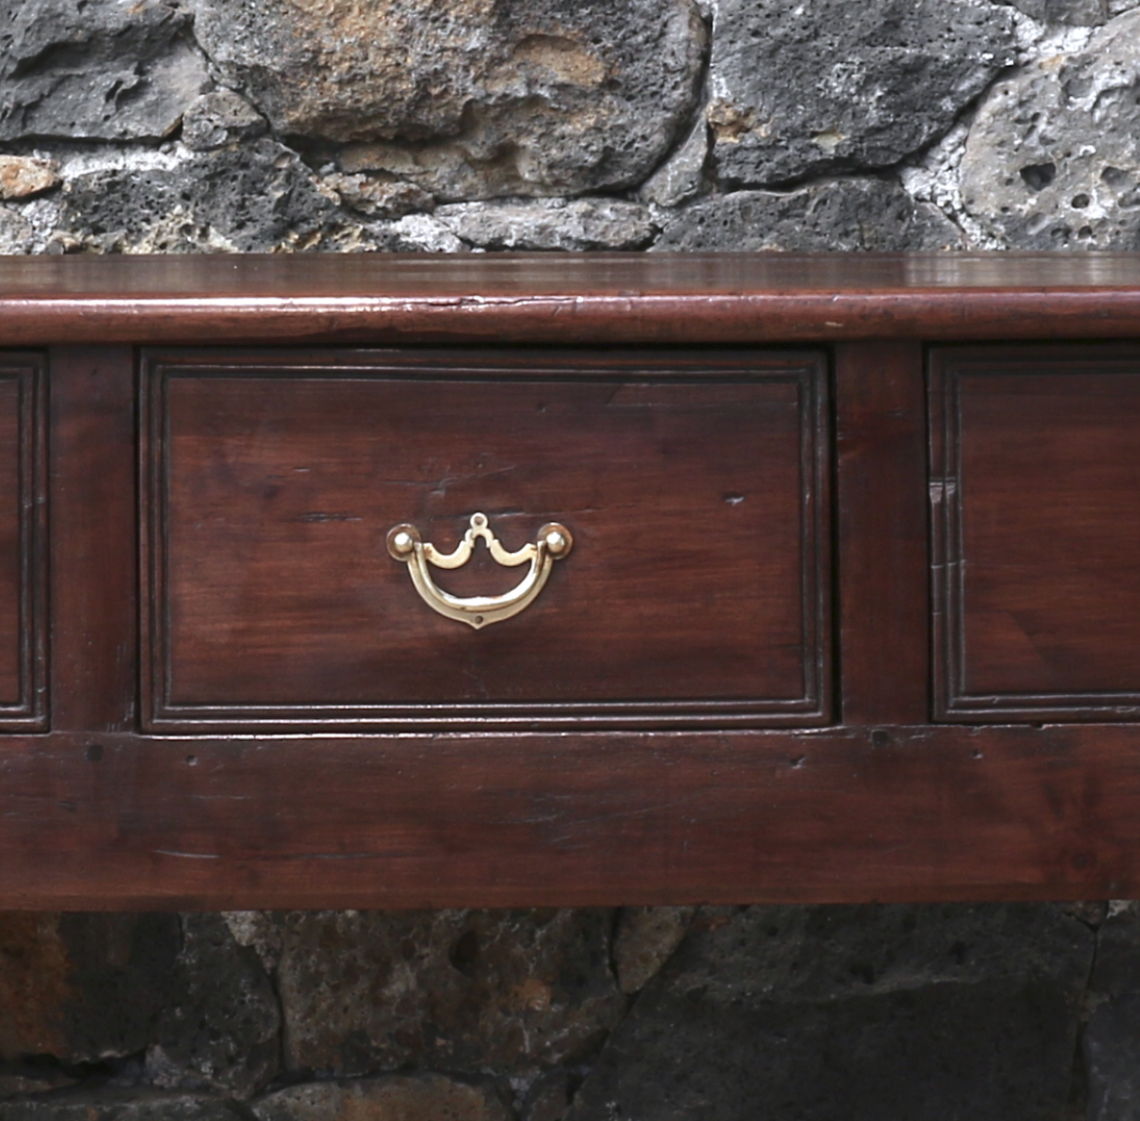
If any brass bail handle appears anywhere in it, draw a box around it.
[386,512,573,629]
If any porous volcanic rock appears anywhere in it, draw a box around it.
[961,8,1140,248]
[568,904,1093,1121]
[253,1076,512,1121]
[181,90,267,152]
[0,1092,235,1121]
[0,0,209,141]
[1084,903,1140,1121]
[144,914,280,1098]
[53,140,343,252]
[613,907,695,994]
[189,0,706,198]
[707,0,1017,186]
[1003,0,1140,21]
[434,198,657,249]
[0,913,277,1098]
[654,179,964,251]
[276,909,624,1076]
[0,913,181,1063]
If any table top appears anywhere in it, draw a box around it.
[4,252,1140,344]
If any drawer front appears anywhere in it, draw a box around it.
[0,356,45,729]
[931,345,1140,721]
[141,349,831,730]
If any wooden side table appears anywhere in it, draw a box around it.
[2,252,1139,909]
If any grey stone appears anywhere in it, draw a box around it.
[276,909,624,1076]
[322,172,435,219]
[638,118,709,208]
[0,1,209,141]
[708,0,1017,187]
[0,913,276,1097]
[377,213,469,253]
[961,9,1140,249]
[613,907,695,994]
[221,911,284,974]
[435,198,658,250]
[0,913,182,1063]
[54,139,344,252]
[1002,0,1140,20]
[1085,903,1140,1121]
[0,207,33,254]
[0,1069,77,1099]
[1002,0,1110,22]
[0,1092,234,1121]
[520,1071,576,1121]
[568,904,1094,1121]
[190,0,706,198]
[0,157,59,201]
[144,914,279,1098]
[181,90,267,151]
[654,179,964,251]
[253,1076,512,1121]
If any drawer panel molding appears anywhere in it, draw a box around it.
[141,348,832,732]
[0,355,46,729]
[931,344,1140,721]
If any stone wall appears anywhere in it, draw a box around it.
[4,2,1140,1119]
[4,0,1140,254]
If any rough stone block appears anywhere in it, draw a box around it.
[0,913,277,1098]
[189,0,706,198]
[0,913,181,1063]
[0,158,60,201]
[1005,0,1140,21]
[961,8,1140,249]
[0,1092,235,1121]
[708,0,1017,186]
[321,173,435,220]
[0,1,209,141]
[276,909,624,1076]
[638,119,709,208]
[1085,903,1140,1121]
[434,198,658,249]
[253,1076,511,1121]
[568,904,1094,1121]
[0,208,32,254]
[144,914,280,1098]
[613,907,695,995]
[54,140,343,253]
[181,91,267,152]
[654,179,964,251]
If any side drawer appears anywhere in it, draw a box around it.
[931,344,1140,721]
[141,348,831,731]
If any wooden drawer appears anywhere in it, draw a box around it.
[141,348,831,731]
[931,344,1140,721]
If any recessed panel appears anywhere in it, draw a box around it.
[142,349,830,730]
[0,357,45,728]
[932,345,1140,721]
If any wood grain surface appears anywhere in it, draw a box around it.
[0,357,45,727]
[0,725,1137,909]
[932,344,1140,720]
[142,348,830,729]
[0,255,1139,907]
[836,341,929,725]
[4,253,1140,345]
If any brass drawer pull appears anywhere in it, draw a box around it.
[386,512,573,629]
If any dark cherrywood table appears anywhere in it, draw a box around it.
[4,252,1140,910]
